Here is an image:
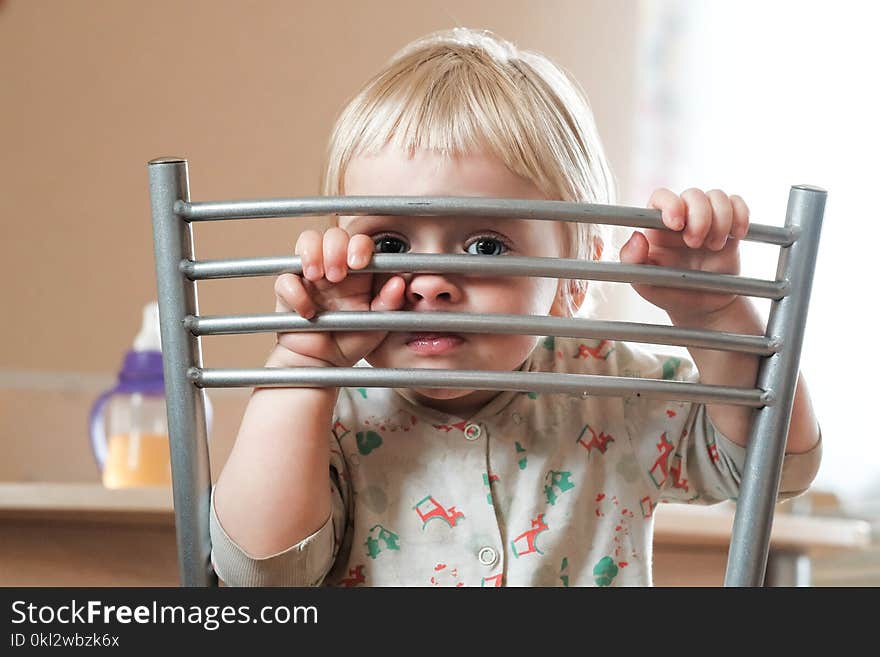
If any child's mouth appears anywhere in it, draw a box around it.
[404,333,465,355]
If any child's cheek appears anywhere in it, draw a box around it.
[472,277,555,315]
[505,278,559,316]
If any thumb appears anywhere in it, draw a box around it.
[619,231,650,265]
[370,276,406,311]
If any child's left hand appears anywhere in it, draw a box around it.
[619,187,750,325]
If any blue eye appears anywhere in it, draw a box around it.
[466,237,506,256]
[374,236,408,253]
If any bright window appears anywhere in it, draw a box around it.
[624,0,880,506]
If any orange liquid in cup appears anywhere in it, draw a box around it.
[102,432,172,488]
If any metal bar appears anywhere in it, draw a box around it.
[724,185,826,587]
[183,254,788,299]
[148,158,216,587]
[187,311,777,356]
[190,367,769,408]
[176,196,797,246]
[764,551,812,587]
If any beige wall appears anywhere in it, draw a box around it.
[0,0,640,481]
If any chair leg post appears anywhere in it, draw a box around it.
[724,185,826,587]
[148,158,216,587]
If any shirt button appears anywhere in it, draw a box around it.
[478,546,499,567]
[464,423,482,441]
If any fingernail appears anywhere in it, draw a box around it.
[305,265,320,280]
[349,253,368,268]
[327,267,343,281]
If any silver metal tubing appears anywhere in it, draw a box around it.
[187,311,778,356]
[183,254,788,299]
[176,196,798,247]
[724,185,827,587]
[148,155,826,591]
[190,367,769,408]
[764,550,812,587]
[148,158,216,587]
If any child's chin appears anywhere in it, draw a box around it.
[414,387,473,400]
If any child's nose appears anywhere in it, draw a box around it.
[405,274,463,307]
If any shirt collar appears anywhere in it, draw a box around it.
[389,337,552,423]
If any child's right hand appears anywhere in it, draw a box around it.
[269,227,407,368]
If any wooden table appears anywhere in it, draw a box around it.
[0,483,871,587]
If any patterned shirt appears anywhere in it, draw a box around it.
[209,336,821,587]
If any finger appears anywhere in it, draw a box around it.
[647,187,686,231]
[273,275,294,312]
[705,189,733,251]
[730,194,750,240]
[274,273,317,318]
[295,230,324,281]
[619,231,650,265]
[370,276,406,311]
[680,188,713,249]
[347,233,375,269]
[322,227,350,283]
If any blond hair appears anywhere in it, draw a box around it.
[321,27,618,316]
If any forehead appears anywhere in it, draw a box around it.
[343,147,546,200]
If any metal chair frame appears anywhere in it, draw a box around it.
[147,157,826,587]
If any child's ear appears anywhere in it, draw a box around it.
[549,279,565,317]
[549,280,587,317]
[592,235,604,261]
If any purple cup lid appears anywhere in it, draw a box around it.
[116,350,165,394]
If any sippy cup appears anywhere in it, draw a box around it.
[89,301,212,488]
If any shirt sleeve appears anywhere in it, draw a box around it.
[622,345,822,506]
[208,419,352,587]
[209,487,337,587]
[713,427,823,501]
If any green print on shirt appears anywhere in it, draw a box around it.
[356,388,368,399]
[593,556,619,587]
[662,357,682,380]
[560,557,570,587]
[544,470,575,505]
[356,431,383,455]
[542,336,555,350]
[482,472,499,505]
[515,442,527,470]
[365,525,400,559]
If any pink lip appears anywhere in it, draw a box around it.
[404,333,465,355]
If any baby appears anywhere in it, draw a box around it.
[209,28,821,587]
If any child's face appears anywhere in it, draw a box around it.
[339,147,567,416]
